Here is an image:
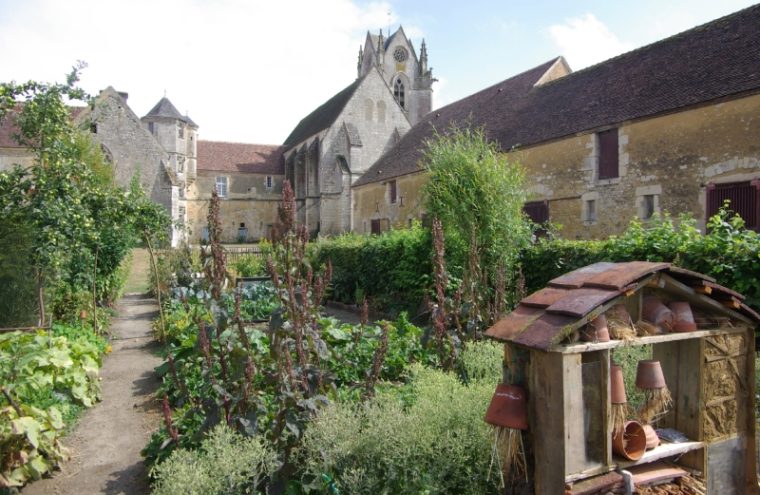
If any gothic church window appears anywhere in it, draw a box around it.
[393,46,408,62]
[365,98,374,121]
[393,78,405,109]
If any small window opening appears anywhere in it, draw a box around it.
[597,129,619,180]
[585,199,597,223]
[389,180,397,204]
[215,176,228,198]
[266,176,273,189]
[642,194,655,220]
[177,123,184,138]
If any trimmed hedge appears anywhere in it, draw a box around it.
[309,224,432,315]
[311,211,760,318]
[522,212,760,310]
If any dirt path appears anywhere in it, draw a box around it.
[23,252,160,495]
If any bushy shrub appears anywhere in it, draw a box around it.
[150,425,278,495]
[232,254,266,277]
[310,223,432,314]
[520,210,760,310]
[299,364,500,495]
[458,340,503,385]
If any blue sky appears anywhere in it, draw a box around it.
[0,0,755,143]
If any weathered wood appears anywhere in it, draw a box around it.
[707,437,746,495]
[565,353,587,476]
[530,351,566,495]
[600,350,611,468]
[743,327,758,492]
[656,274,756,326]
[557,326,747,353]
[615,441,705,469]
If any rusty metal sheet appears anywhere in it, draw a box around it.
[547,262,617,289]
[511,313,576,350]
[544,287,621,318]
[521,286,570,308]
[739,303,760,324]
[485,304,544,342]
[701,281,745,301]
[667,265,716,284]
[582,261,670,290]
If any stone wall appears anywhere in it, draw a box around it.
[352,171,427,232]
[0,147,34,171]
[185,170,283,243]
[352,92,760,239]
[516,92,760,238]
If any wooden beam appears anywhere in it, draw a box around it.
[657,274,755,326]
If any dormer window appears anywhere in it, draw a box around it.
[393,78,405,109]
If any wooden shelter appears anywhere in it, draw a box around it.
[485,261,759,494]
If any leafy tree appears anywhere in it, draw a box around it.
[421,126,531,277]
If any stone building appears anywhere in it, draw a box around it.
[353,4,760,238]
[185,141,284,243]
[281,26,434,236]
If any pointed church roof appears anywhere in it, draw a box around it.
[356,3,760,187]
[143,97,196,126]
[283,75,365,148]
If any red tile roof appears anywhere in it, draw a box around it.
[197,141,284,175]
[0,106,87,148]
[485,261,760,350]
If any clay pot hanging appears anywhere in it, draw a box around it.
[580,314,611,342]
[610,364,630,437]
[636,360,673,424]
[612,420,647,461]
[668,301,697,332]
[642,424,660,450]
[642,296,674,333]
[485,384,528,429]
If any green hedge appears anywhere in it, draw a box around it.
[310,224,432,315]
[522,211,760,310]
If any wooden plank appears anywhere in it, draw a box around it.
[743,327,758,491]
[653,341,679,429]
[657,274,756,326]
[600,350,612,468]
[564,353,587,476]
[530,351,566,495]
[615,441,705,469]
[707,437,745,495]
[557,326,748,353]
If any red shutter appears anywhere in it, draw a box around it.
[523,201,549,224]
[706,181,759,231]
[598,129,619,180]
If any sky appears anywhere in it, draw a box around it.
[0,0,756,144]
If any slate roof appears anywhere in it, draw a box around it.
[197,140,284,174]
[355,4,760,187]
[144,97,196,126]
[283,76,363,148]
[485,262,760,350]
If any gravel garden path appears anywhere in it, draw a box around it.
[23,250,160,495]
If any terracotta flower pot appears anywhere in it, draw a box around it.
[642,296,673,332]
[79,310,88,319]
[612,420,647,461]
[484,384,528,430]
[580,314,611,342]
[610,364,627,404]
[635,360,667,389]
[668,301,697,332]
[642,424,660,450]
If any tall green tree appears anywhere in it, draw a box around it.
[421,125,531,279]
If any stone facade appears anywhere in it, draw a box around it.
[352,171,427,232]
[517,92,760,238]
[353,6,760,239]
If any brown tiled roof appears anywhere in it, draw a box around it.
[283,76,364,148]
[197,141,284,174]
[485,262,760,350]
[356,4,760,187]
[0,106,87,148]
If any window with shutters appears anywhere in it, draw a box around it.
[523,201,549,224]
[706,180,760,231]
[597,129,619,180]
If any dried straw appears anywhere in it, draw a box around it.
[635,320,659,336]
[488,426,527,487]
[610,403,629,437]
[638,387,673,424]
[606,305,637,342]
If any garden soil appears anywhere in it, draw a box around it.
[23,261,161,495]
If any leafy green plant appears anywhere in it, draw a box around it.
[299,364,500,495]
[149,424,279,495]
[233,254,266,277]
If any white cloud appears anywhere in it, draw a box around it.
[547,14,632,70]
[0,0,419,144]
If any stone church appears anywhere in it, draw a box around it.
[281,27,434,235]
